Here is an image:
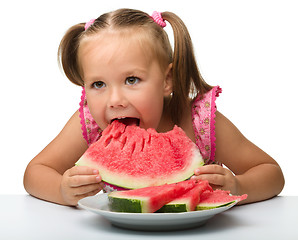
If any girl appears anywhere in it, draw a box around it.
[23,9,284,206]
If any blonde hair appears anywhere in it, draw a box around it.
[58,8,212,124]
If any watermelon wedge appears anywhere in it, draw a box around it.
[76,121,204,189]
[108,180,199,213]
[157,180,212,212]
[196,190,248,210]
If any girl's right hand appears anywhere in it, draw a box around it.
[60,166,104,206]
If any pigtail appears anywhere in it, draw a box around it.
[58,23,85,86]
[162,12,212,124]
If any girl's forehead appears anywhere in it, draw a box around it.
[78,29,159,69]
[80,29,152,53]
[78,30,162,78]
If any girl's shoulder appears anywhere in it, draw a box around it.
[191,86,222,164]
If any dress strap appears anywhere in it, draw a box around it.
[79,87,102,145]
[192,86,222,164]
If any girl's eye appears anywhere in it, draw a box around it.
[92,81,105,89]
[125,77,140,85]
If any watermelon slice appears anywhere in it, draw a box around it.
[157,180,212,212]
[196,190,248,210]
[108,180,199,213]
[76,121,204,189]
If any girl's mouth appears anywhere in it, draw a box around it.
[111,117,140,126]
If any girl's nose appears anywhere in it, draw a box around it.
[107,87,128,108]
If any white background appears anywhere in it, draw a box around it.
[1,0,297,195]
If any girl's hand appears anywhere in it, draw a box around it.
[191,165,239,195]
[60,166,104,206]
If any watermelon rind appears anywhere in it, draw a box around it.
[108,196,145,213]
[156,200,190,213]
[196,201,236,210]
[157,200,237,213]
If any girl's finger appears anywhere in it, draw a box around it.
[195,165,225,175]
[192,173,224,187]
[69,166,99,176]
[74,183,103,196]
[69,175,102,187]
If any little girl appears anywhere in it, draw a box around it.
[24,9,284,206]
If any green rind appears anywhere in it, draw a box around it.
[156,198,191,212]
[156,200,237,213]
[156,203,188,213]
[196,201,235,210]
[108,196,143,213]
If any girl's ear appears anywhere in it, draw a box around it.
[163,63,173,96]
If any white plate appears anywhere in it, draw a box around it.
[78,193,236,231]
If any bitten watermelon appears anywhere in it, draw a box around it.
[76,121,204,189]
[108,180,199,213]
[196,190,247,210]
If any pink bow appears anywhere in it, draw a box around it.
[151,11,166,28]
[84,18,96,30]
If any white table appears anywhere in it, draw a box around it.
[1,194,297,239]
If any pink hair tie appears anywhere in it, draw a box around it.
[84,18,96,30]
[151,11,166,28]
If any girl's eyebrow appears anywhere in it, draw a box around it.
[84,68,148,83]
[88,67,148,78]
[125,68,148,75]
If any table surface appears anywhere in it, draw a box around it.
[1,194,297,240]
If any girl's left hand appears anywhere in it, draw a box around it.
[191,165,239,195]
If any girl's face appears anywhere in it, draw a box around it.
[79,30,172,131]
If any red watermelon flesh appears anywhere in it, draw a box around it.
[157,180,213,212]
[196,189,248,210]
[76,121,204,189]
[108,180,199,213]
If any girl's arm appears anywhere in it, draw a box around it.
[193,111,285,204]
[23,110,103,206]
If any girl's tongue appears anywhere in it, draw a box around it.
[115,117,140,126]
